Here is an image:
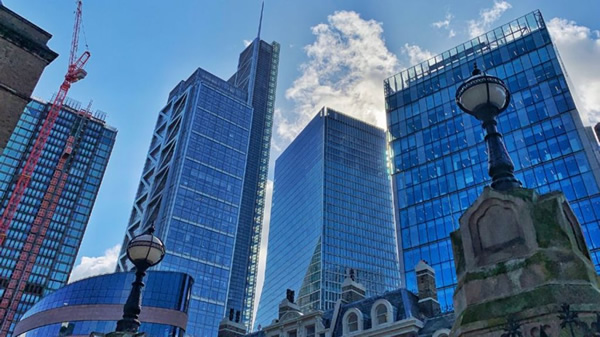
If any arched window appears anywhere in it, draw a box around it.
[347,312,359,332]
[433,329,451,337]
[375,304,388,324]
[343,308,363,335]
[371,299,393,327]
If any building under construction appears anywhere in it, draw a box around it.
[0,97,116,335]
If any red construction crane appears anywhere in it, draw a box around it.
[0,0,90,332]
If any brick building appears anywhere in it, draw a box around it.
[0,3,57,154]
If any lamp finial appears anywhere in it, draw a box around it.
[472,62,481,76]
[147,223,155,235]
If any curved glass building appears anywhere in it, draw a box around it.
[13,271,193,337]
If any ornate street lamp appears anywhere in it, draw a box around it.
[456,63,522,191]
[115,226,166,333]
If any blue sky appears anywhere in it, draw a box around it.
[4,0,600,298]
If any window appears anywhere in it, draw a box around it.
[287,330,297,337]
[305,325,315,337]
[376,304,388,324]
[347,313,359,332]
[372,300,393,327]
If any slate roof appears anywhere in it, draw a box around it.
[245,287,454,337]
[322,288,422,336]
[418,312,455,337]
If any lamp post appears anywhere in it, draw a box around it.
[455,63,522,191]
[115,225,166,334]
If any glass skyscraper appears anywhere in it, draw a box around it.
[384,10,600,310]
[116,37,279,335]
[255,108,401,329]
[0,98,116,334]
[227,36,279,328]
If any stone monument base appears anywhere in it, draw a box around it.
[450,187,600,336]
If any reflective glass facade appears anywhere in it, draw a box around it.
[15,271,192,337]
[255,108,400,329]
[117,37,279,336]
[384,10,600,310]
[0,98,116,335]
[227,39,280,328]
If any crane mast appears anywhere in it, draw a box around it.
[0,0,91,332]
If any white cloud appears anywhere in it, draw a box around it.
[432,13,452,29]
[253,179,273,321]
[69,244,120,283]
[279,10,399,144]
[548,18,600,124]
[432,13,456,38]
[243,39,252,47]
[468,1,512,38]
[402,43,434,66]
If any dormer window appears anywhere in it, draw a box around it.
[376,304,388,324]
[347,312,359,332]
[371,299,393,327]
[343,308,363,335]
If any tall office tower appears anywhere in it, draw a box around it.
[254,108,401,329]
[0,4,57,154]
[227,30,279,328]
[0,98,116,334]
[116,31,279,336]
[384,10,600,309]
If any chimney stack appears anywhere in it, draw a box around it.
[415,260,440,317]
[341,268,366,303]
[217,308,246,337]
[278,289,301,320]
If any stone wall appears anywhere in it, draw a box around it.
[0,5,57,153]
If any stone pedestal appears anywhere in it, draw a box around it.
[450,187,600,336]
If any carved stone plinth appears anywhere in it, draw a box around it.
[450,187,600,336]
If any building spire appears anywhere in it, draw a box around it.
[257,1,264,39]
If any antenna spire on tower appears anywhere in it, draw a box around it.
[257,1,264,39]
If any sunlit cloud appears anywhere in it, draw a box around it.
[548,18,600,124]
[432,13,456,38]
[69,244,120,283]
[468,1,512,38]
[402,43,434,66]
[278,10,399,146]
